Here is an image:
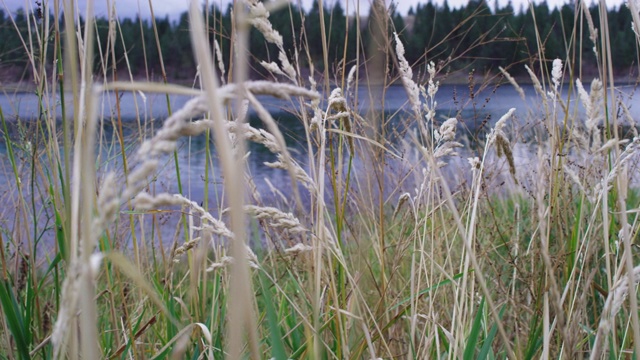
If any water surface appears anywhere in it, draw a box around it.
[1,83,638,247]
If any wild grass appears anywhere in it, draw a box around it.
[1,0,640,359]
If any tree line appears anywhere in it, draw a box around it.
[0,0,637,82]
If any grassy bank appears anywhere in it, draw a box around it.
[1,0,640,359]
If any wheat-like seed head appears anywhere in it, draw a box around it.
[496,134,517,183]
[328,88,347,113]
[261,61,286,76]
[432,142,463,167]
[246,1,283,46]
[467,157,481,170]
[392,192,412,219]
[435,117,457,143]
[394,32,421,117]
[264,155,316,191]
[591,264,640,359]
[499,66,525,100]
[582,0,599,55]
[284,243,313,255]
[551,58,563,90]
[427,62,438,98]
[94,173,119,231]
[346,65,357,98]
[245,205,307,234]
[133,192,182,210]
[245,0,297,82]
[214,39,226,83]
[494,108,516,135]
[576,78,604,151]
[524,65,546,103]
[206,256,235,271]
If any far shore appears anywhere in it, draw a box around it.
[1,67,637,94]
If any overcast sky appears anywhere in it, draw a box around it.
[1,0,628,21]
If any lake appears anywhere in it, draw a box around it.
[1,82,639,247]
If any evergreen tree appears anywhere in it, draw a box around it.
[305,0,330,67]
[327,1,347,66]
[0,1,637,82]
[610,4,635,70]
[408,2,436,64]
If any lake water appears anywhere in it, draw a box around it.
[1,82,639,248]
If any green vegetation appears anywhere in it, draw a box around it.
[1,0,640,359]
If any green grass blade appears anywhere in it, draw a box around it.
[259,270,288,360]
[0,280,30,359]
[0,106,20,187]
[524,314,543,360]
[463,297,485,360]
[478,303,507,360]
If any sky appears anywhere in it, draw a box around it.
[1,0,629,21]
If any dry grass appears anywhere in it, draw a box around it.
[1,0,640,359]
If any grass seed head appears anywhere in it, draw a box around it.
[499,66,525,100]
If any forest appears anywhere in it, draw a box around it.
[0,0,637,82]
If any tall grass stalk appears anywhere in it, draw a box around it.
[602,0,640,356]
[188,1,259,358]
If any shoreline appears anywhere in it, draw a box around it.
[1,68,637,94]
